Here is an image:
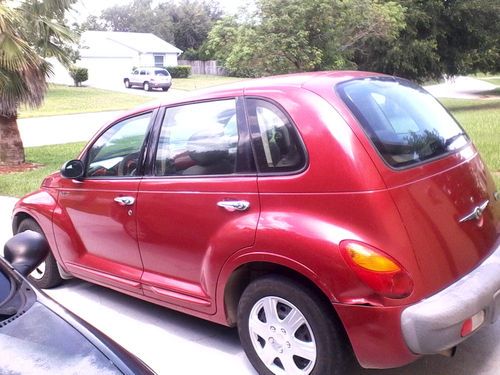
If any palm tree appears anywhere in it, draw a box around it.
[0,0,76,165]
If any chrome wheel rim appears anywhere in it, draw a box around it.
[248,296,317,375]
[30,260,46,280]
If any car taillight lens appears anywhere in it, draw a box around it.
[461,311,485,337]
[340,240,414,299]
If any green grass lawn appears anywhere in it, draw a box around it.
[440,98,500,185]
[0,142,86,197]
[19,76,245,118]
[172,74,245,91]
[479,78,500,86]
[19,85,151,118]
[1,98,499,197]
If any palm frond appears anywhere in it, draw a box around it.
[0,61,50,116]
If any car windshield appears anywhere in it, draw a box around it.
[337,77,468,168]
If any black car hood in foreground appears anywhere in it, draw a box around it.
[0,302,122,374]
[0,258,155,375]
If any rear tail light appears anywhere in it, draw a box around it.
[340,240,414,299]
[461,311,485,337]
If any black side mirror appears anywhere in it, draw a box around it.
[3,231,49,276]
[61,159,84,180]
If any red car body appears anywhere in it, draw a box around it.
[12,71,500,371]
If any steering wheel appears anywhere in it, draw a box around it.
[117,153,139,176]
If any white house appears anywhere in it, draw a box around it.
[48,31,182,87]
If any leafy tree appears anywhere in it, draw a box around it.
[161,0,222,53]
[98,0,222,54]
[79,15,108,32]
[207,0,405,77]
[356,0,500,81]
[438,0,500,76]
[0,0,76,165]
[101,0,175,42]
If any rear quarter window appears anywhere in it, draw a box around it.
[337,78,468,168]
[246,98,306,173]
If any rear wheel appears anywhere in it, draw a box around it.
[143,81,151,91]
[162,86,169,92]
[237,275,350,375]
[17,218,63,289]
[124,79,131,88]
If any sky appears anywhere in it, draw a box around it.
[72,0,251,21]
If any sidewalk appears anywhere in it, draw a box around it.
[424,76,498,99]
[18,110,123,147]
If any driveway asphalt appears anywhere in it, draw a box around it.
[1,76,499,374]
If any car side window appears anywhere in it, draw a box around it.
[140,70,146,75]
[86,112,152,178]
[246,98,305,173]
[132,70,138,75]
[154,100,239,176]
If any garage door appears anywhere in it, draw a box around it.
[79,57,135,89]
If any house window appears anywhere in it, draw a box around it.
[154,54,165,67]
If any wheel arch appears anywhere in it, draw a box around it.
[12,211,35,234]
[222,260,340,328]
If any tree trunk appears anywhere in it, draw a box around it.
[0,114,25,165]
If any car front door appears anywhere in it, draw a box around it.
[136,98,259,313]
[56,111,156,294]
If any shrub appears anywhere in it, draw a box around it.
[69,66,88,87]
[166,65,191,78]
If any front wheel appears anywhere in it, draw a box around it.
[143,81,151,91]
[17,218,63,289]
[124,79,131,88]
[237,275,350,375]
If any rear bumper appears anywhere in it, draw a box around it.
[150,82,171,89]
[401,240,500,354]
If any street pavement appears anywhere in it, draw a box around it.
[18,111,122,147]
[1,76,499,374]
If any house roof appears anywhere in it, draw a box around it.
[81,31,182,58]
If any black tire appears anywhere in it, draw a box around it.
[143,81,151,91]
[17,218,63,289]
[237,275,351,375]
[124,79,131,88]
[161,86,169,92]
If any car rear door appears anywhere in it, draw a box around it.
[136,97,259,314]
[55,111,156,294]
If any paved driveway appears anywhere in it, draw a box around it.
[0,197,499,375]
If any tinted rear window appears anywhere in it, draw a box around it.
[337,78,468,168]
[155,70,169,76]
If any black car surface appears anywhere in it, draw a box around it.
[0,231,155,375]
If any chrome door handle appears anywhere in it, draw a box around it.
[217,200,250,212]
[114,196,135,206]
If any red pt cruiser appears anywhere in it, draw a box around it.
[12,71,500,375]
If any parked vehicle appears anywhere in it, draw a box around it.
[123,67,172,91]
[12,71,499,375]
[0,231,155,375]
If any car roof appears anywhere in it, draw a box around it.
[156,70,388,106]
